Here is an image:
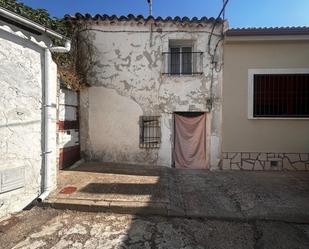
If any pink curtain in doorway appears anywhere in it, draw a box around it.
[174,114,207,169]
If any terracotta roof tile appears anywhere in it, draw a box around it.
[226,26,309,36]
[64,13,221,24]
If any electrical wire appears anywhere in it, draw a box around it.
[77,28,222,36]
[207,0,229,57]
[207,0,229,110]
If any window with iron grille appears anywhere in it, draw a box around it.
[170,46,193,75]
[252,73,309,117]
[162,43,203,75]
[139,116,161,148]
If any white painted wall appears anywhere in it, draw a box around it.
[0,22,58,218]
[79,20,224,169]
[58,88,79,149]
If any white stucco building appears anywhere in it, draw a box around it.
[67,14,226,170]
[0,7,69,218]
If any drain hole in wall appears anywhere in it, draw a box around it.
[270,161,279,167]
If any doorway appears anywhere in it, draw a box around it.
[173,112,207,169]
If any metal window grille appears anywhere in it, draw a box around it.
[162,49,203,75]
[253,74,309,117]
[139,116,161,148]
[181,47,193,74]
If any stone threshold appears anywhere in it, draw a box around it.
[40,197,181,216]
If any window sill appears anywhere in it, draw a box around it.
[248,117,309,120]
[161,73,203,77]
[139,145,160,149]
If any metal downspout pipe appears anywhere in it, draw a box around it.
[37,40,71,202]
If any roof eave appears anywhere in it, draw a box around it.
[225,34,309,42]
[0,6,67,40]
[226,27,309,37]
[64,13,223,25]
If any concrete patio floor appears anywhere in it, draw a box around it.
[43,162,309,223]
[2,207,309,249]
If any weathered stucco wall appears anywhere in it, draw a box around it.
[0,22,58,217]
[222,38,309,170]
[78,19,224,168]
[58,87,80,169]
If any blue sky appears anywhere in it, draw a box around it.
[19,0,309,28]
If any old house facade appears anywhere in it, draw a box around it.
[68,14,226,169]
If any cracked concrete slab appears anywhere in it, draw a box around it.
[43,162,309,223]
[1,207,309,249]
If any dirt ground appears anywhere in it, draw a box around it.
[1,207,309,249]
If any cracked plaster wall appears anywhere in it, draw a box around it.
[0,26,58,218]
[78,22,224,168]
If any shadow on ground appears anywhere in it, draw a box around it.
[24,162,309,248]
[2,206,309,248]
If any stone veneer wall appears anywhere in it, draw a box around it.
[222,152,309,171]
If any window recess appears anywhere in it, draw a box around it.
[162,46,203,75]
[252,74,309,118]
[139,116,161,148]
